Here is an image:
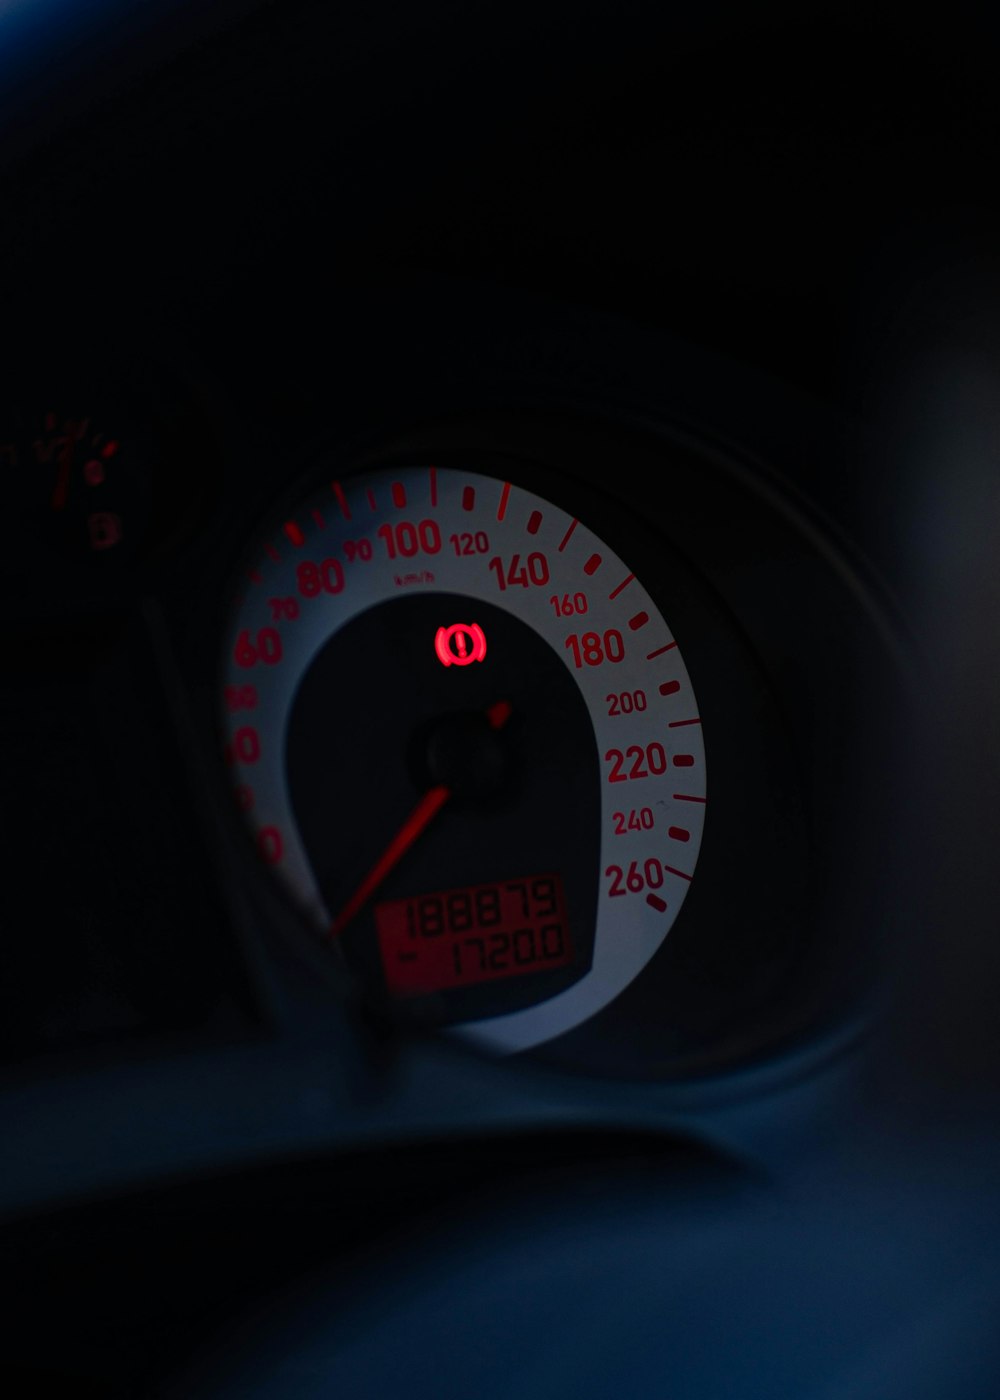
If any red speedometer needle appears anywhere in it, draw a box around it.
[331,783,451,938]
[329,698,512,939]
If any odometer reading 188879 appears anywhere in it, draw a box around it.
[375,873,570,996]
[220,464,706,1054]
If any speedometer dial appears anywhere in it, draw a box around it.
[220,465,706,1054]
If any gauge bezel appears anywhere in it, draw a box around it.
[217,459,713,1055]
[175,392,895,1081]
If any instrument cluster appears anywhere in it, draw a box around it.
[0,282,912,1082]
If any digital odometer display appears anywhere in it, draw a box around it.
[375,874,570,997]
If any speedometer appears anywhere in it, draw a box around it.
[220,464,706,1054]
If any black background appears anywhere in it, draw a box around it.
[5,3,1000,1397]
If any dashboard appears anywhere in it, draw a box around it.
[4,3,1000,1397]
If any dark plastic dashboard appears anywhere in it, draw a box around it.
[4,3,1000,1397]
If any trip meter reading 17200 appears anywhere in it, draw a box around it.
[219,464,706,1054]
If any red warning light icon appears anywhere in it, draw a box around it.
[435,622,487,667]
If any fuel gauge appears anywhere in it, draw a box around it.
[2,406,142,561]
[0,356,222,598]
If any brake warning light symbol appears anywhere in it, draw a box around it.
[435,623,487,667]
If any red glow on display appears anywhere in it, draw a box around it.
[376,873,571,997]
[101,440,119,459]
[658,679,680,696]
[435,622,487,667]
[645,893,667,912]
[429,467,438,505]
[462,486,476,511]
[609,573,635,599]
[673,754,694,767]
[497,480,511,520]
[527,510,542,535]
[283,520,305,547]
[628,611,649,630]
[392,482,407,508]
[485,698,512,729]
[583,553,602,575]
[663,865,692,881]
[668,826,690,842]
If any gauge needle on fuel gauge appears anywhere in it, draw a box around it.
[329,699,513,938]
[50,430,78,510]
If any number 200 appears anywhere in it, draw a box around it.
[607,689,647,715]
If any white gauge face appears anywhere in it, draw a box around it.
[221,465,706,1053]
